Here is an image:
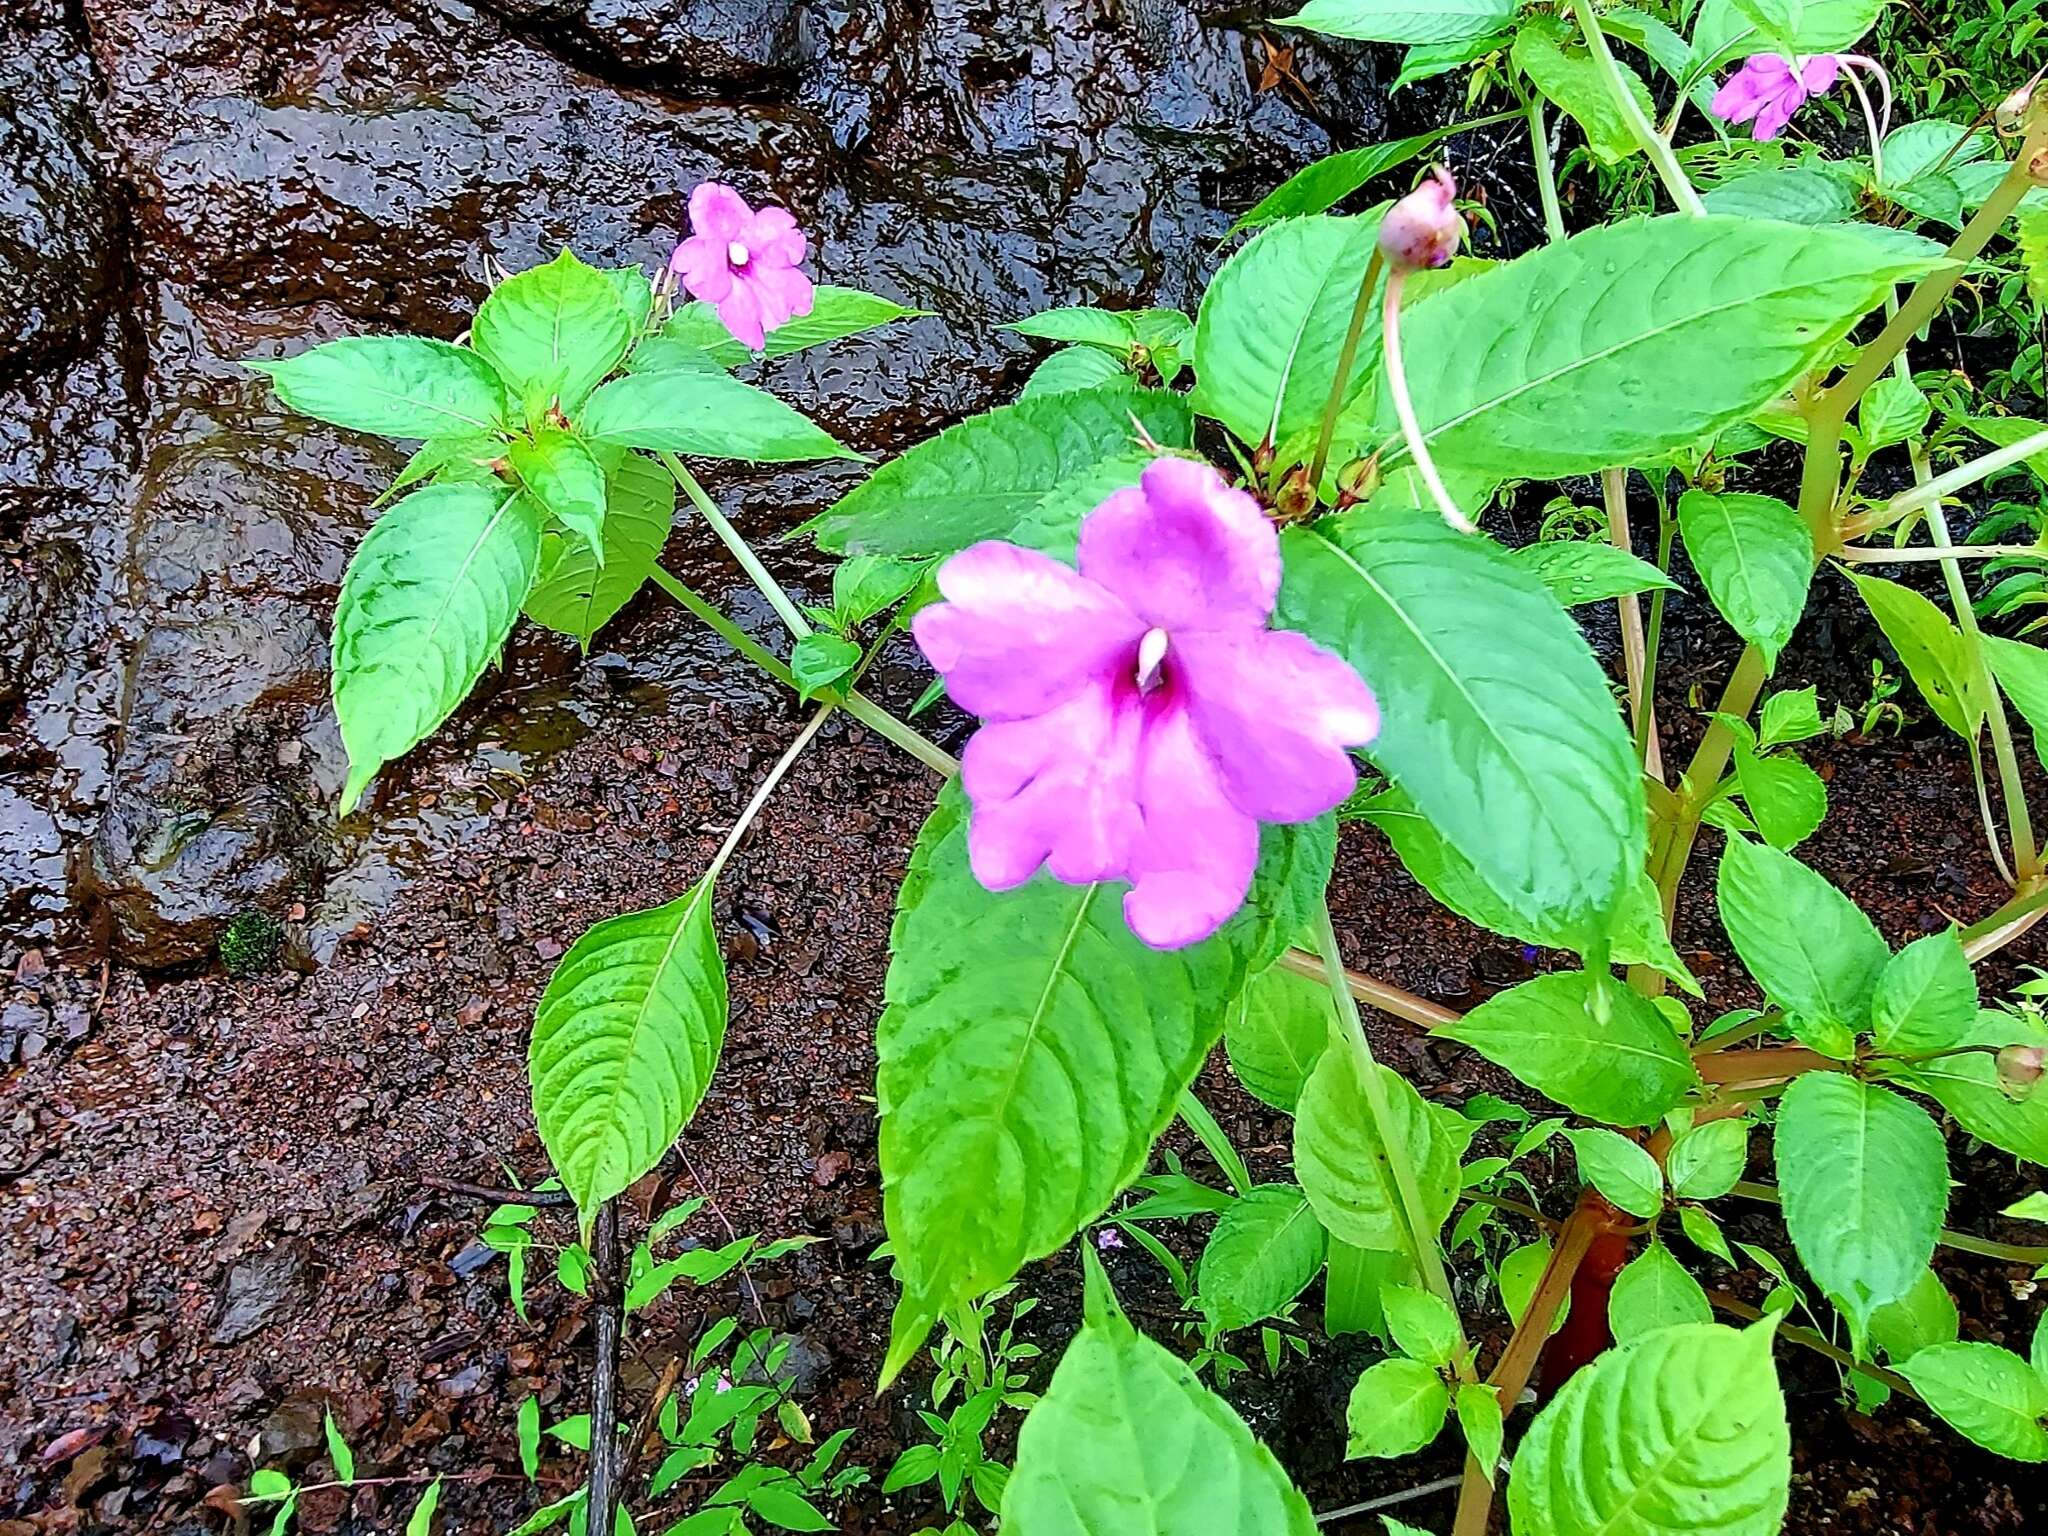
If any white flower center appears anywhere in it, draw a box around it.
[727,241,751,267]
[1135,627,1170,692]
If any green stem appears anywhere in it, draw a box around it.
[1865,426,2048,530]
[1567,0,1706,215]
[659,452,815,639]
[1527,96,1567,243]
[1730,1181,2048,1265]
[1603,468,1658,773]
[1308,904,1474,1378]
[1308,250,1385,493]
[648,565,797,689]
[1638,486,1677,772]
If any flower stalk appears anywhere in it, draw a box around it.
[1568,0,1706,215]
[1383,269,1474,532]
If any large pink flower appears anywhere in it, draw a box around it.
[911,458,1379,950]
[1711,53,1841,141]
[668,182,815,351]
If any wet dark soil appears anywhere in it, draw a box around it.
[3,0,2047,1532]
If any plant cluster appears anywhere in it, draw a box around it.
[247,1,2048,1531]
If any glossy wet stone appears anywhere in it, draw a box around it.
[0,0,1418,965]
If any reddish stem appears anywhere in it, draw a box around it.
[1535,1193,1632,1396]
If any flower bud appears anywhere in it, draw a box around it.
[1336,456,1380,508]
[1997,1043,2045,1101]
[1379,166,1464,272]
[1998,83,2037,134]
[1273,464,1316,521]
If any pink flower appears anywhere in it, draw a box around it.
[1711,54,1841,141]
[911,458,1379,950]
[1380,166,1463,272]
[668,182,815,351]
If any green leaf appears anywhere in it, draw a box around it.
[790,633,861,701]
[801,389,1194,558]
[1847,571,1987,741]
[1564,1128,1663,1220]
[1197,1185,1328,1331]
[2018,209,2048,308]
[604,267,652,332]
[406,1478,443,1536]
[1513,18,1655,166]
[1716,838,1888,1032]
[1394,217,1936,479]
[250,336,508,439]
[1511,540,1677,606]
[1690,0,1884,65]
[1498,1238,1569,1330]
[323,1409,356,1485]
[746,1486,833,1532]
[1731,746,1826,850]
[1442,972,1697,1127]
[877,787,1328,1379]
[1676,491,1814,667]
[1362,790,1693,991]
[333,485,543,813]
[1508,1321,1790,1535]
[529,882,728,1224]
[524,451,675,650]
[1457,1383,1505,1484]
[1020,347,1130,398]
[1679,1205,1736,1266]
[1759,686,1826,747]
[579,370,854,463]
[1001,1257,1318,1534]
[1872,928,1976,1055]
[1005,308,1138,350]
[1776,1073,1947,1334]
[508,1493,584,1536]
[1610,1241,1713,1341]
[1667,1118,1750,1202]
[1869,1267,1959,1362]
[1296,1046,1462,1251]
[1891,1014,2048,1165]
[518,1395,542,1481]
[663,285,923,367]
[509,429,609,560]
[1278,507,1643,937]
[2007,1191,2048,1222]
[1281,0,1515,44]
[1224,962,1334,1112]
[1730,0,1806,48]
[1393,33,1509,90]
[1346,1357,1452,1459]
[1383,1284,1461,1368]
[473,250,634,415]
[1231,124,1477,234]
[1860,375,1930,451]
[1703,167,1861,224]
[1191,216,1380,450]
[1984,635,2048,771]
[1960,414,2048,481]
[1898,1343,2048,1462]
[250,1468,293,1500]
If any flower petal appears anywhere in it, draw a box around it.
[912,542,1144,721]
[688,181,751,242]
[961,678,1144,889]
[1078,457,1280,632]
[717,281,767,351]
[742,205,809,265]
[1800,54,1841,93]
[670,235,734,302]
[747,265,815,335]
[1175,627,1378,822]
[1122,702,1262,949]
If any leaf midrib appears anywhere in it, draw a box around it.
[1309,526,1594,892]
[1419,235,1893,450]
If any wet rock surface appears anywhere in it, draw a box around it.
[0,0,1442,966]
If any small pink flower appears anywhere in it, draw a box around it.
[1095,1228,1125,1250]
[1380,167,1463,272]
[911,458,1379,950]
[1711,54,1841,141]
[668,182,815,351]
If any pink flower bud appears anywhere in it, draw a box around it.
[1379,167,1464,272]
[1997,1043,2045,1101]
[1998,83,2037,134]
